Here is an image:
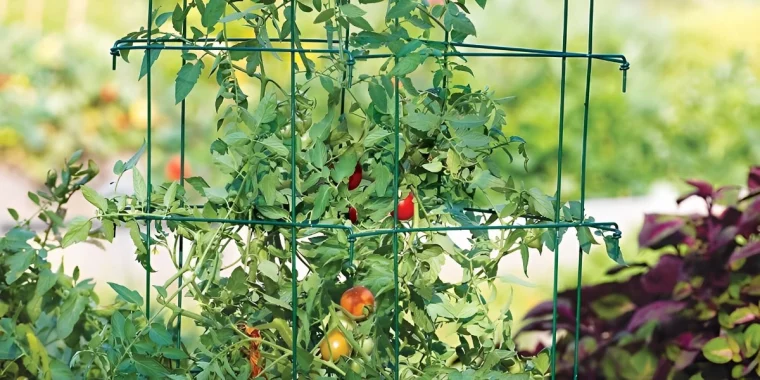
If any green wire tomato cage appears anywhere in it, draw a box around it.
[109,0,628,378]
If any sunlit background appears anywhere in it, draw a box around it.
[1,0,758,345]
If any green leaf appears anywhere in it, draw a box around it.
[133,355,169,378]
[520,244,529,277]
[259,173,278,206]
[331,151,358,183]
[577,226,598,254]
[257,206,289,220]
[368,82,388,113]
[702,337,733,364]
[346,15,374,31]
[309,142,328,168]
[311,186,332,220]
[175,62,203,104]
[139,47,162,80]
[5,250,34,285]
[161,347,189,360]
[133,168,147,203]
[259,135,289,157]
[155,12,172,27]
[364,127,391,147]
[108,282,144,305]
[446,149,461,174]
[258,260,279,282]
[390,53,426,77]
[445,114,488,129]
[590,294,636,320]
[219,4,266,23]
[164,182,178,208]
[201,0,226,28]
[386,0,416,19]
[62,218,92,248]
[402,112,440,132]
[310,108,336,142]
[117,140,146,175]
[252,92,278,127]
[527,188,555,219]
[111,311,126,341]
[373,164,392,197]
[340,4,366,18]
[149,323,173,346]
[204,187,229,205]
[604,236,625,265]
[533,348,551,374]
[422,161,443,173]
[313,8,335,23]
[56,292,89,340]
[457,130,490,147]
[426,298,478,320]
[153,285,168,299]
[743,324,760,357]
[7,209,18,221]
[35,269,57,297]
[81,185,108,212]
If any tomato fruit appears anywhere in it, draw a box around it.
[348,207,358,224]
[390,192,414,221]
[337,312,355,331]
[360,337,374,355]
[350,360,363,374]
[165,155,190,182]
[526,229,544,249]
[320,329,352,362]
[340,285,375,320]
[348,164,362,190]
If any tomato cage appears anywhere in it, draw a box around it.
[109,0,628,378]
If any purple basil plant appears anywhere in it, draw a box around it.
[518,166,760,380]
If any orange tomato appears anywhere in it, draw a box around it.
[165,155,190,182]
[320,329,352,362]
[99,84,119,104]
[243,326,266,379]
[340,285,375,320]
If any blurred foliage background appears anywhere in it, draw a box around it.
[0,0,758,340]
[1,0,758,197]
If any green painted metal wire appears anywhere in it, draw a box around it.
[114,1,629,377]
[177,0,187,351]
[145,0,153,319]
[549,0,571,377]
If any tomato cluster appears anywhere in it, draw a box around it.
[343,162,416,224]
[319,286,376,364]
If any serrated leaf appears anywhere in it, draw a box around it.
[331,151,358,183]
[204,187,229,205]
[402,112,440,132]
[527,188,555,219]
[5,250,34,285]
[364,127,391,147]
[309,142,328,167]
[373,164,392,197]
[133,169,147,203]
[163,182,178,208]
[259,135,289,157]
[175,62,203,104]
[390,53,426,77]
[62,219,92,248]
[386,0,416,19]
[445,114,488,129]
[368,82,388,114]
[139,48,161,80]
[81,185,108,212]
[201,0,226,28]
[133,355,169,378]
[57,292,88,340]
[148,323,173,347]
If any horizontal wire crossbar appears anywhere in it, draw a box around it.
[132,213,620,240]
[109,37,628,65]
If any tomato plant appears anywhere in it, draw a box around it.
[59,0,624,378]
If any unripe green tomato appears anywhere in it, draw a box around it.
[337,313,355,331]
[295,115,312,133]
[360,337,374,355]
[526,230,544,249]
[350,360,362,374]
[300,134,312,149]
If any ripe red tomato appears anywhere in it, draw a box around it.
[348,164,362,190]
[165,155,190,182]
[390,192,414,221]
[348,207,358,224]
[340,285,375,320]
[320,329,352,362]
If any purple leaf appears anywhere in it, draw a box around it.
[523,299,574,321]
[728,240,760,266]
[641,255,683,295]
[738,198,760,236]
[638,214,686,249]
[719,207,742,226]
[677,179,714,204]
[749,166,760,192]
[626,301,686,332]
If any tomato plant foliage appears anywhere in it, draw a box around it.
[58,0,618,378]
